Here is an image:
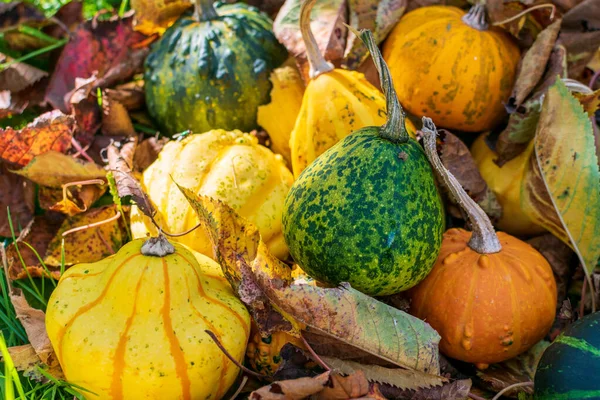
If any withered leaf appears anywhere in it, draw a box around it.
[0,163,34,236]
[559,0,600,77]
[0,110,74,168]
[177,189,441,373]
[48,181,107,216]
[250,372,331,400]
[0,2,45,31]
[12,151,106,188]
[131,0,192,35]
[104,81,146,111]
[274,343,321,381]
[44,205,125,267]
[0,53,48,93]
[522,79,600,278]
[274,0,347,77]
[69,76,102,145]
[316,370,370,400]
[133,136,168,172]
[507,19,562,113]
[3,344,65,381]
[45,13,148,111]
[573,88,600,117]
[101,92,136,137]
[321,357,447,390]
[379,378,472,400]
[93,47,150,89]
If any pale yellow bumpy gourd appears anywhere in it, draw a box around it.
[46,238,251,400]
[130,129,294,259]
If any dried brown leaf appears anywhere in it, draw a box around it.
[0,110,74,168]
[104,81,145,111]
[133,136,168,172]
[101,92,136,136]
[316,370,370,400]
[93,47,150,90]
[69,76,101,145]
[573,89,600,117]
[250,372,331,400]
[0,163,34,236]
[0,2,45,31]
[379,378,472,400]
[49,183,107,216]
[0,53,47,93]
[559,0,600,77]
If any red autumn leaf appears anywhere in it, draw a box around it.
[0,110,74,168]
[0,164,35,236]
[45,13,148,111]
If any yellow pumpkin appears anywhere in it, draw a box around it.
[383,5,521,132]
[46,237,251,400]
[130,129,294,260]
[257,63,305,166]
[289,0,415,178]
[471,133,545,236]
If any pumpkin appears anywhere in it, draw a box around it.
[246,329,305,376]
[289,0,416,178]
[410,120,557,368]
[471,133,545,236]
[382,4,520,132]
[282,30,445,296]
[257,62,305,166]
[534,311,600,400]
[130,129,294,260]
[45,236,251,400]
[144,0,288,136]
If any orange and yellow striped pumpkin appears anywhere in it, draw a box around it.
[383,5,520,132]
[130,129,294,260]
[46,237,250,400]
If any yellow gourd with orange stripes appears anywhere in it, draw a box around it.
[45,237,250,400]
[129,129,294,260]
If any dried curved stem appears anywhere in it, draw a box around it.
[301,0,334,78]
[421,118,502,254]
[204,330,270,380]
[492,4,556,27]
[491,381,534,400]
[62,211,122,237]
[301,333,331,371]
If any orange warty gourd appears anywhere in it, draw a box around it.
[383,5,520,132]
[471,133,545,236]
[246,330,305,375]
[46,236,251,400]
[289,0,415,177]
[410,119,557,368]
[130,129,294,260]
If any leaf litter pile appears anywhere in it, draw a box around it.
[0,0,599,399]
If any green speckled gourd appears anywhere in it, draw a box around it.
[282,30,445,296]
[144,0,288,136]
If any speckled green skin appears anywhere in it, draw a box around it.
[144,2,288,136]
[534,312,600,400]
[282,128,445,296]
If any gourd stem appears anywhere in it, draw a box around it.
[194,0,218,22]
[300,0,334,78]
[462,3,489,31]
[357,28,408,143]
[141,234,175,257]
[421,117,502,254]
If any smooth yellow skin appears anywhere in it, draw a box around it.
[130,129,294,259]
[257,65,305,166]
[471,133,545,236]
[46,239,251,400]
[289,69,417,178]
[383,6,520,132]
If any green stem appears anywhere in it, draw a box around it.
[119,0,130,17]
[17,26,60,44]
[421,117,502,254]
[194,0,218,22]
[357,28,408,143]
[462,3,489,31]
[300,0,334,78]
[0,38,67,72]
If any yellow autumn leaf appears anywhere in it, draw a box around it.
[131,0,192,35]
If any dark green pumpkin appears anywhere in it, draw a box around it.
[282,30,445,296]
[144,0,288,136]
[534,311,600,400]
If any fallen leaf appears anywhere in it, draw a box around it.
[0,2,45,31]
[177,188,442,373]
[406,0,468,12]
[48,181,107,216]
[476,341,549,397]
[45,13,148,111]
[437,129,502,221]
[0,80,47,120]
[0,110,74,168]
[573,88,600,116]
[344,0,407,68]
[130,0,191,35]
[303,331,395,366]
[44,0,83,38]
[321,357,447,390]
[12,151,106,187]
[0,53,48,93]
[379,378,472,400]
[251,372,331,400]
[316,370,370,399]
[274,343,322,381]
[132,136,168,172]
[5,213,65,280]
[44,205,125,266]
[522,79,600,277]
[104,81,145,111]
[101,92,136,136]
[0,163,34,236]
[69,76,102,145]
[507,19,562,113]
[559,0,600,77]
[274,0,347,77]
[93,47,150,89]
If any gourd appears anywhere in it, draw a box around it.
[282,30,445,296]
[257,63,305,166]
[289,0,416,178]
[144,0,288,136]
[130,129,294,260]
[246,330,305,376]
[45,236,251,400]
[410,120,557,368]
[471,133,545,236]
[382,4,520,132]
[534,311,600,400]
